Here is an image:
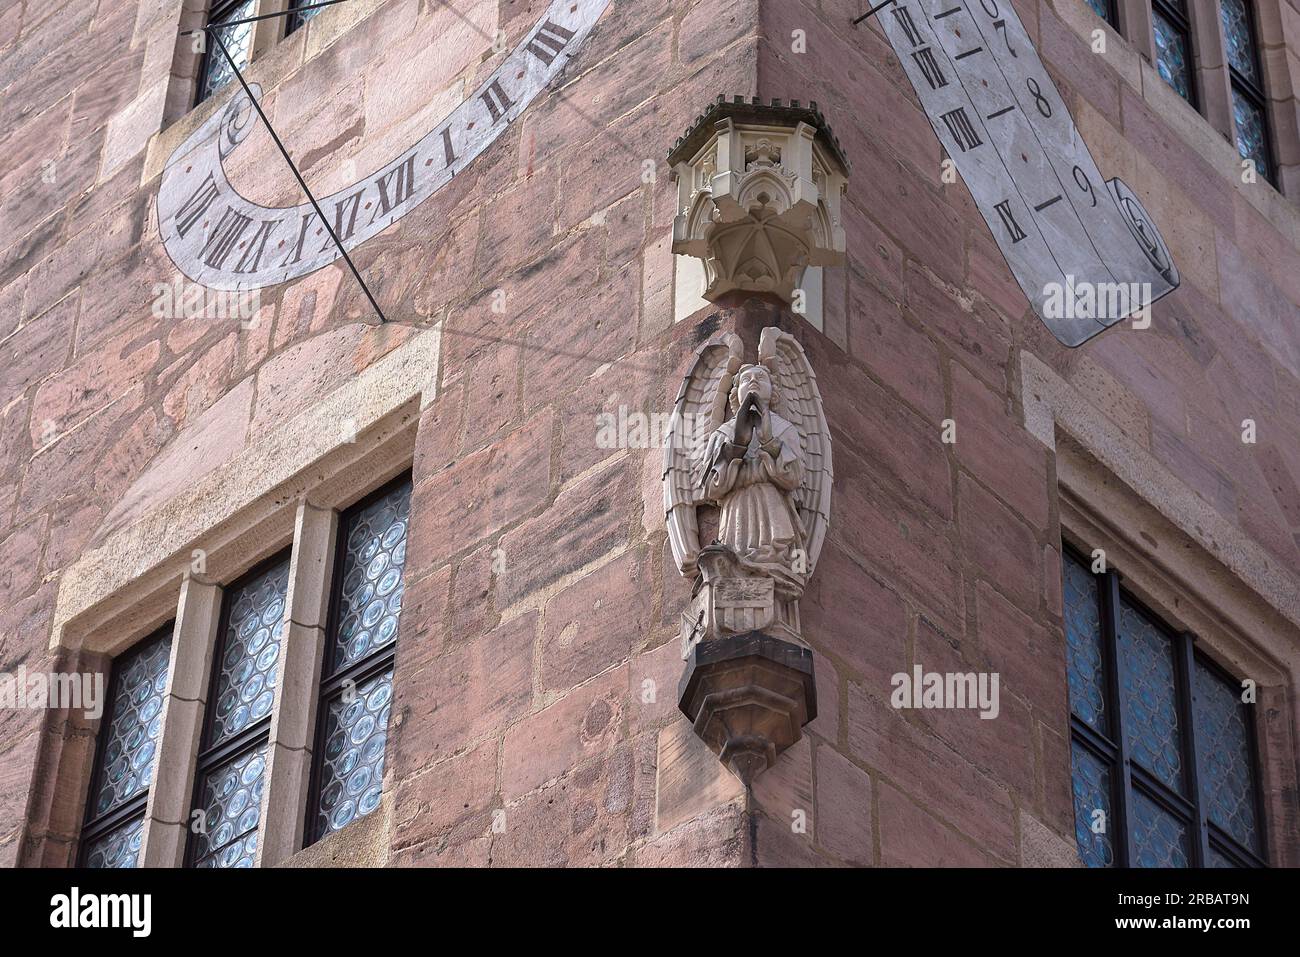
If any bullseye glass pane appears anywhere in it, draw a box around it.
[90,629,172,819]
[1070,743,1114,868]
[1063,556,1108,732]
[1231,90,1270,182]
[191,744,268,868]
[1193,661,1259,853]
[210,560,289,746]
[1131,790,1190,868]
[83,814,145,869]
[313,668,393,839]
[1117,598,1184,792]
[1220,0,1260,86]
[1154,13,1191,101]
[329,480,411,676]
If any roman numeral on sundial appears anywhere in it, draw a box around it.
[479,79,514,124]
[369,153,417,224]
[234,219,278,274]
[201,207,252,268]
[175,173,220,240]
[526,19,576,65]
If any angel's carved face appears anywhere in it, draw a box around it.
[734,365,773,411]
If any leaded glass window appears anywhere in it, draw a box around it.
[80,626,174,868]
[186,555,290,867]
[197,0,256,104]
[1061,548,1266,868]
[1084,0,1118,29]
[289,0,327,33]
[306,475,410,844]
[1194,660,1262,854]
[1152,1,1194,104]
[1219,0,1273,183]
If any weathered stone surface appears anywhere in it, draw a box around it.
[4,0,1299,873]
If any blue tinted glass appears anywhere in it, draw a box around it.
[1071,743,1115,867]
[1154,13,1192,101]
[83,814,145,869]
[1118,599,1184,792]
[1220,0,1260,85]
[313,668,393,839]
[1063,557,1108,732]
[1231,90,1270,182]
[1132,790,1190,867]
[210,560,288,746]
[1193,661,1259,852]
[91,630,172,818]
[293,0,325,28]
[191,744,268,868]
[329,480,411,675]
[1084,0,1112,22]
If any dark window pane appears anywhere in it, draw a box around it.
[210,560,288,746]
[1230,90,1270,181]
[1063,557,1108,732]
[83,814,145,869]
[1153,13,1192,101]
[201,0,256,102]
[329,480,411,674]
[192,745,268,868]
[90,632,172,819]
[1220,0,1260,85]
[313,668,393,838]
[1193,661,1259,852]
[1118,599,1184,791]
[1131,790,1191,867]
[1071,743,1115,867]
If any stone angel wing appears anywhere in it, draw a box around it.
[758,327,833,575]
[663,333,745,575]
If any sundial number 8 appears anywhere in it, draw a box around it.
[1026,77,1052,118]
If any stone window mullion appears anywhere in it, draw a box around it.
[140,574,223,867]
[1187,0,1236,140]
[255,500,337,866]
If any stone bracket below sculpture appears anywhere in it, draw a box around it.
[677,630,816,784]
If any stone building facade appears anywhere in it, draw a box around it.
[1,0,1298,868]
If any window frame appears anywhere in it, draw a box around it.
[183,549,292,868]
[1220,0,1275,185]
[1063,544,1268,868]
[77,624,174,867]
[302,472,411,847]
[1151,0,1199,110]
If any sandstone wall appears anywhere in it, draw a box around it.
[1,0,1297,866]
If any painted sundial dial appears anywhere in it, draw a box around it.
[157,0,612,291]
[870,0,1181,346]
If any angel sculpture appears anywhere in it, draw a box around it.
[663,327,832,656]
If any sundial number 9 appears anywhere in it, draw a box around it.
[1073,165,1098,207]
[1026,77,1052,118]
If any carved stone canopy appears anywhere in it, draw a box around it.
[667,96,850,304]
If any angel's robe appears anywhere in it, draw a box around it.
[702,410,808,592]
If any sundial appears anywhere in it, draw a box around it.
[157,0,612,292]
[867,0,1180,345]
